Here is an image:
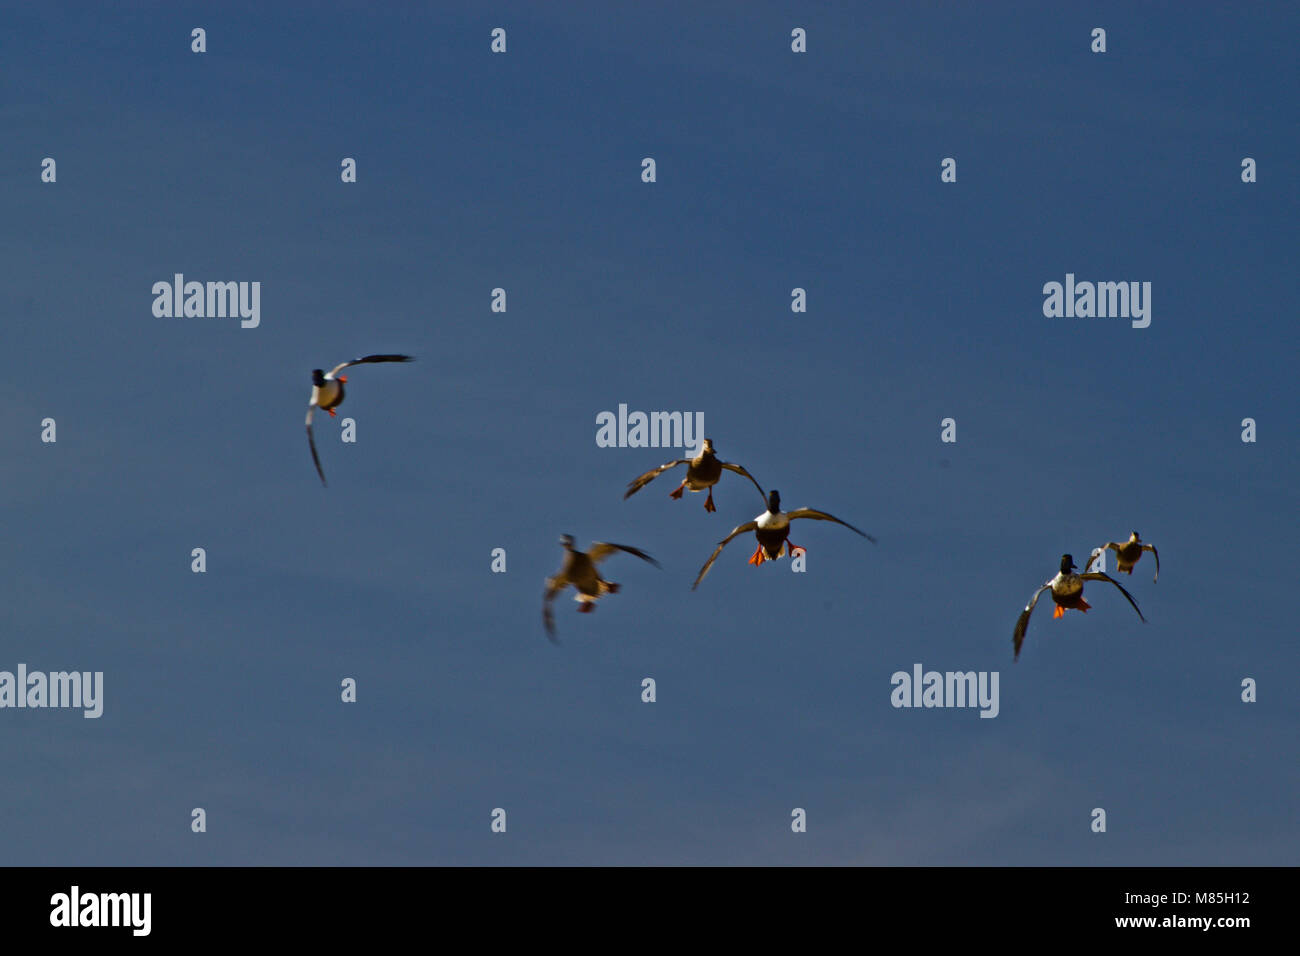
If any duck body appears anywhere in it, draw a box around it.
[558,550,605,600]
[1047,570,1090,615]
[681,450,724,491]
[691,490,873,588]
[1112,540,1143,570]
[311,374,345,414]
[754,508,793,560]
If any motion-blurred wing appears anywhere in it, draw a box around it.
[691,521,758,590]
[623,460,690,499]
[588,542,661,568]
[542,576,565,643]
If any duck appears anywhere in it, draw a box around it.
[543,535,661,641]
[305,354,413,486]
[691,490,874,590]
[1013,554,1145,661]
[1085,531,1159,582]
[624,438,765,512]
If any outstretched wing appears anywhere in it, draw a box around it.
[305,404,327,487]
[542,576,566,643]
[587,542,661,568]
[719,461,767,501]
[623,460,690,499]
[691,521,759,590]
[327,354,414,377]
[1081,572,1146,623]
[1013,583,1053,661]
[1142,543,1160,582]
[785,508,877,544]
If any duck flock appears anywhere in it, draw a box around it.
[305,354,1160,658]
[546,441,875,642]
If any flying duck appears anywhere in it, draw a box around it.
[543,535,660,642]
[691,490,875,590]
[624,438,765,512]
[1013,554,1145,661]
[1085,531,1160,582]
[305,354,413,486]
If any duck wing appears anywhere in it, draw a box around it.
[624,459,691,498]
[587,542,661,568]
[1142,543,1160,582]
[327,354,414,377]
[719,461,767,501]
[542,575,567,643]
[691,520,759,590]
[1081,572,1146,622]
[1084,543,1120,572]
[1013,583,1053,661]
[785,508,876,543]
[305,404,327,487]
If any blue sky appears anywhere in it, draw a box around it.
[1,2,1295,864]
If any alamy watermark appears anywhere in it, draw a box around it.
[50,886,149,936]
[0,664,103,718]
[152,274,260,328]
[1042,273,1151,329]
[890,663,999,718]
[595,404,704,452]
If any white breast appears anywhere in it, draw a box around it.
[1052,572,1083,597]
[312,379,343,407]
[755,510,788,530]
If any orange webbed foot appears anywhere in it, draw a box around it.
[338,375,348,383]
[1077,597,1091,612]
[748,544,765,566]
[327,408,337,417]
[704,490,716,512]
[1052,605,1066,619]
[669,483,686,500]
